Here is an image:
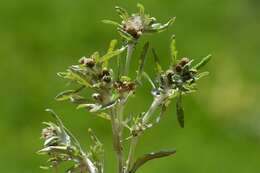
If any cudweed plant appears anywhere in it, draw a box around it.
[38,3,211,173]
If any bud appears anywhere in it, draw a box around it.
[41,127,57,140]
[79,57,95,68]
[92,93,103,102]
[123,16,144,39]
[174,64,182,73]
[179,57,190,67]
[102,76,112,83]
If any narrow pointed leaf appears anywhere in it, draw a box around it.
[102,19,121,27]
[196,71,210,80]
[176,92,184,128]
[137,3,145,16]
[170,35,178,65]
[107,39,118,53]
[142,72,156,89]
[101,47,126,63]
[55,86,85,101]
[117,28,134,41]
[129,149,176,173]
[55,90,76,101]
[137,42,149,81]
[193,54,212,70]
[103,39,118,67]
[152,48,163,74]
[115,6,129,20]
[147,17,175,33]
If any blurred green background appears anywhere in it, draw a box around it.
[0,0,259,172]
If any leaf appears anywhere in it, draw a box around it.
[37,146,69,155]
[196,71,210,80]
[58,67,92,88]
[91,51,101,62]
[142,72,156,89]
[115,6,129,20]
[69,68,92,88]
[129,149,176,173]
[55,90,76,101]
[107,39,118,53]
[55,86,85,101]
[117,28,135,42]
[176,92,184,128]
[96,112,111,120]
[102,39,119,67]
[101,46,126,63]
[193,54,212,70]
[146,17,176,33]
[170,35,178,65]
[102,19,121,27]
[137,3,145,16]
[136,42,149,81]
[77,103,102,112]
[151,48,163,74]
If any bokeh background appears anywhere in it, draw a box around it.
[0,0,259,172]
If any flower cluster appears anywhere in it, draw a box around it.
[38,109,102,173]
[38,3,211,173]
[103,3,175,42]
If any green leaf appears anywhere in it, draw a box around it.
[129,149,176,173]
[142,72,156,89]
[96,112,111,120]
[176,92,184,128]
[193,54,212,70]
[55,90,76,101]
[55,86,84,101]
[117,28,135,42]
[37,146,69,155]
[115,6,129,20]
[137,3,145,16]
[196,71,210,79]
[102,19,121,27]
[136,42,149,81]
[151,48,163,74]
[170,35,178,65]
[103,39,119,67]
[107,39,118,53]
[69,68,92,88]
[146,17,176,33]
[77,103,102,112]
[101,46,126,63]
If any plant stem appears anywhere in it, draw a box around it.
[124,43,135,75]
[82,153,98,173]
[126,95,166,172]
[111,108,124,173]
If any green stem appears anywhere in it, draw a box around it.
[111,108,124,173]
[126,95,166,172]
[124,43,135,75]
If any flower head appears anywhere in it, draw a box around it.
[103,3,175,42]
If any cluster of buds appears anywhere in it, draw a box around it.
[103,3,175,42]
[114,77,136,95]
[55,41,139,115]
[149,43,211,127]
[38,110,101,173]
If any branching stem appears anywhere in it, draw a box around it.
[126,95,166,172]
